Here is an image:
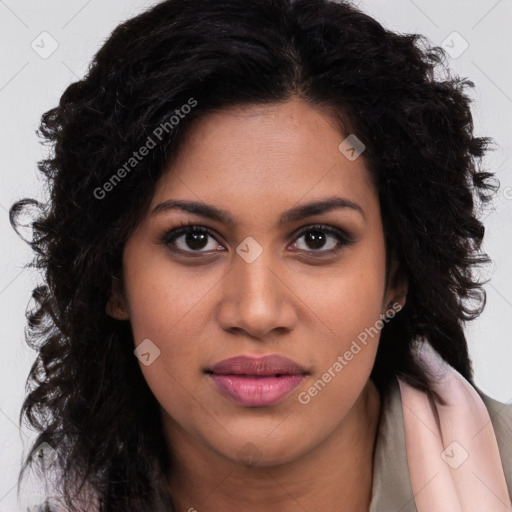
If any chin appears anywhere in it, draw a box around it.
[212,431,311,468]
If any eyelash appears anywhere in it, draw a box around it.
[160,220,355,258]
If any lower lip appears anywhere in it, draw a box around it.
[209,374,305,407]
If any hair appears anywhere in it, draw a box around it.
[10,0,498,510]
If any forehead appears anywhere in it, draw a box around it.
[149,98,378,226]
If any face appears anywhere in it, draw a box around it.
[108,97,406,468]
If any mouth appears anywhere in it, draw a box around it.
[205,354,308,407]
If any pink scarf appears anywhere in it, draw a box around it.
[398,342,512,512]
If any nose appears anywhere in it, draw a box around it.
[216,246,298,340]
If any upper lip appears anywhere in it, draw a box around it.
[208,354,307,376]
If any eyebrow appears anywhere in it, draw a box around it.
[151,196,367,226]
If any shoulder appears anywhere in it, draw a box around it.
[481,390,512,438]
[478,389,512,496]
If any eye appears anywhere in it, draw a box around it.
[289,224,354,255]
[160,222,354,257]
[161,222,224,255]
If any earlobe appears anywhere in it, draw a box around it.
[390,277,408,311]
[105,278,130,320]
[384,257,409,314]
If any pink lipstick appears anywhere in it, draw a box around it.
[207,354,307,407]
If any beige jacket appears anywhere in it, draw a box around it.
[370,376,512,511]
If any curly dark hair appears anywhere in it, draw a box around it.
[10,0,497,510]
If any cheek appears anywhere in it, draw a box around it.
[295,276,383,431]
[120,244,219,409]
[124,273,215,397]
[297,238,386,398]
[306,237,386,344]
[122,244,218,343]
[124,273,214,433]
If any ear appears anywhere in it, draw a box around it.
[384,256,408,311]
[106,277,130,320]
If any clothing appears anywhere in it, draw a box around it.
[370,342,512,512]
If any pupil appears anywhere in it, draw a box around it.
[306,230,325,249]
[186,231,208,250]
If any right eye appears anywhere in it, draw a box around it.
[161,223,225,255]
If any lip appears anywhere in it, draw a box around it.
[207,355,307,407]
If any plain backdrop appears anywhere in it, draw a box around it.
[1,0,511,510]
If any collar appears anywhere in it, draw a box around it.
[369,376,418,512]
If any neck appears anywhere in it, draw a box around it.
[165,380,381,512]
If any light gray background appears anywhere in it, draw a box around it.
[1,0,511,510]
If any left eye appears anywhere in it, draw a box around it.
[291,226,348,252]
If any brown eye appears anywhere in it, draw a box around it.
[182,230,209,250]
[302,230,329,250]
[162,226,224,253]
[291,225,354,254]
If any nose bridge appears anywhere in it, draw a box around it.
[217,239,296,337]
[237,252,274,301]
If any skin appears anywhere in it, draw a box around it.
[107,97,407,511]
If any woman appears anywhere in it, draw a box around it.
[10,0,512,511]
